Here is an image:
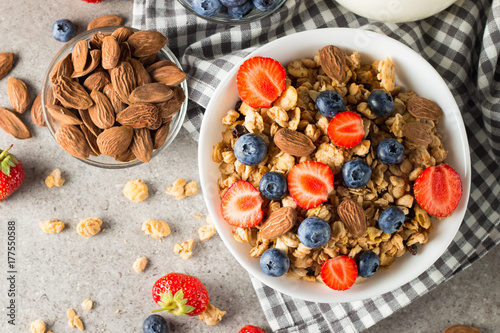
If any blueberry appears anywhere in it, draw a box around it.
[234,133,267,166]
[143,315,168,333]
[377,138,404,165]
[227,1,255,18]
[220,0,247,6]
[342,159,372,189]
[356,251,380,278]
[260,248,290,277]
[297,217,331,248]
[315,90,346,118]
[378,206,405,234]
[252,0,277,11]
[52,19,76,43]
[192,0,224,17]
[367,90,394,117]
[259,172,287,200]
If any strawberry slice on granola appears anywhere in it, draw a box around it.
[327,111,365,149]
[287,161,334,209]
[221,180,264,228]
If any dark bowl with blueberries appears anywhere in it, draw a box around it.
[177,0,287,24]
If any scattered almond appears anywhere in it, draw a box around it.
[45,168,65,187]
[0,106,32,139]
[31,92,46,127]
[8,77,30,113]
[87,14,123,30]
[443,325,481,333]
[0,52,14,79]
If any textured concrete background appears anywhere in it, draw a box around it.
[0,0,498,332]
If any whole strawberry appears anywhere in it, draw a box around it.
[152,273,209,317]
[0,145,25,202]
[239,325,267,333]
[81,0,104,3]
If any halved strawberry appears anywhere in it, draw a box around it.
[236,56,286,108]
[327,111,365,148]
[221,180,263,228]
[321,256,358,291]
[413,164,463,217]
[287,161,334,209]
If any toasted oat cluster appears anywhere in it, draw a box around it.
[40,219,66,233]
[142,219,171,238]
[123,179,149,202]
[76,218,102,237]
[214,48,448,282]
[165,178,199,200]
[199,304,226,326]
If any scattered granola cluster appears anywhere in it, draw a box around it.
[67,308,85,331]
[45,168,65,188]
[165,178,199,200]
[174,239,194,259]
[123,179,149,202]
[133,257,149,273]
[40,219,66,234]
[76,218,103,237]
[142,219,171,238]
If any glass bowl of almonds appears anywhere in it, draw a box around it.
[41,26,188,169]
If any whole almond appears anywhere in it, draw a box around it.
[45,104,83,126]
[53,75,93,109]
[158,86,185,120]
[79,109,102,138]
[127,30,167,58]
[112,27,134,43]
[87,15,123,30]
[55,125,91,159]
[129,83,173,104]
[50,54,73,83]
[337,198,367,237]
[72,49,101,78]
[150,65,186,86]
[116,103,160,129]
[83,71,111,92]
[407,96,444,120]
[114,147,136,162]
[46,85,59,106]
[402,122,433,146]
[110,61,137,104]
[128,57,152,87]
[260,207,297,239]
[319,45,346,83]
[89,90,115,129]
[0,107,32,139]
[103,83,126,114]
[8,77,30,114]
[153,122,170,149]
[274,128,315,156]
[97,125,133,156]
[443,325,481,333]
[0,52,14,80]
[72,40,89,73]
[31,92,46,127]
[119,42,131,62]
[147,60,177,73]
[137,53,158,67]
[89,31,106,50]
[80,124,100,156]
[102,36,120,70]
[130,128,153,162]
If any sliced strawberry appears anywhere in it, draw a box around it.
[321,256,358,291]
[221,180,263,228]
[236,56,286,108]
[287,161,334,209]
[239,325,267,333]
[327,111,365,148]
[413,164,463,217]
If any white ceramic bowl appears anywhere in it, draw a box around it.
[198,28,471,303]
[335,0,458,23]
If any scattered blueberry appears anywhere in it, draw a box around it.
[260,248,290,277]
[342,159,372,189]
[356,251,380,278]
[367,90,394,117]
[315,90,346,118]
[252,0,277,11]
[259,172,287,200]
[227,1,255,19]
[192,0,224,17]
[297,217,331,248]
[143,315,168,333]
[52,19,76,43]
[220,0,247,6]
[377,138,404,165]
[378,206,405,234]
[234,133,268,166]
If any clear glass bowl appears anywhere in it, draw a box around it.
[41,26,188,169]
[177,0,287,24]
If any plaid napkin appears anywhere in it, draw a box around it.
[133,0,500,331]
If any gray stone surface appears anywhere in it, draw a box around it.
[0,1,498,332]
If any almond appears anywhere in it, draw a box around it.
[116,103,160,130]
[87,15,123,30]
[137,53,159,67]
[89,31,106,50]
[153,122,170,149]
[319,45,346,83]
[80,124,100,156]
[55,125,91,159]
[129,83,173,104]
[50,54,73,83]
[45,104,83,126]
[89,90,115,129]
[97,125,133,156]
[407,96,444,120]
[274,128,315,156]
[31,92,46,127]
[83,71,111,92]
[112,27,134,43]
[72,40,89,73]
[260,207,297,239]
[131,128,153,162]
[127,30,167,58]
[158,86,185,120]
[119,42,131,62]
[147,59,176,73]
[114,147,136,162]
[402,122,433,146]
[53,75,93,110]
[337,198,367,237]
[128,57,152,87]
[0,52,14,80]
[110,61,137,104]
[79,109,101,137]
[102,36,120,70]
[103,83,126,114]
[443,325,481,333]
[150,65,186,86]
[72,49,101,78]
[7,77,30,114]
[0,107,32,139]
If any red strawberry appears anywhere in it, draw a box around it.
[237,56,286,108]
[0,145,25,202]
[321,256,358,291]
[80,0,104,3]
[413,164,463,217]
[221,180,263,228]
[287,161,334,209]
[327,111,365,148]
[152,273,209,317]
[239,325,267,333]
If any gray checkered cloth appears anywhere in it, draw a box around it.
[133,0,500,331]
